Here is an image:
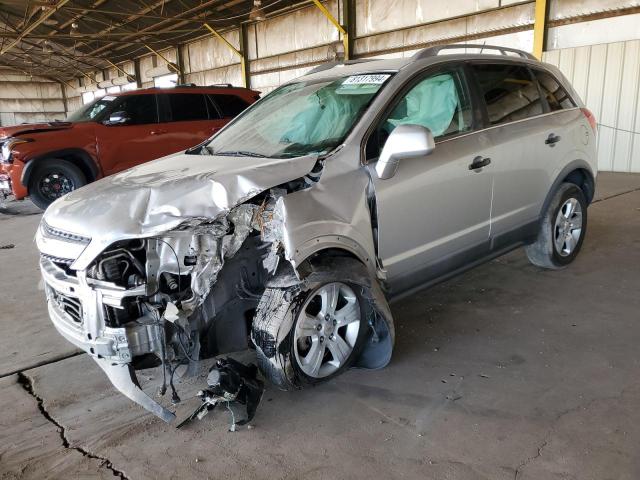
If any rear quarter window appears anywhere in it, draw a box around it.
[531,69,576,111]
[471,63,543,126]
[210,94,250,118]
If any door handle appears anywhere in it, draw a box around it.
[469,156,491,171]
[545,133,561,146]
[150,129,167,135]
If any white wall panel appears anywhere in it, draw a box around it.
[544,40,640,172]
[186,30,240,74]
[353,2,534,56]
[249,1,339,59]
[354,0,500,36]
[548,13,640,49]
[0,73,65,125]
[549,0,639,20]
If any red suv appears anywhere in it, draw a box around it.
[0,85,259,209]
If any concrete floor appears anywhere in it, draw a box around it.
[1,173,639,480]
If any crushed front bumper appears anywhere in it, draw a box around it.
[40,256,176,422]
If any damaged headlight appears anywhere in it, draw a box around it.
[1,137,32,163]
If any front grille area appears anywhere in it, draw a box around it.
[41,253,74,265]
[42,221,91,244]
[51,288,83,324]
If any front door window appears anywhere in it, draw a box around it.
[367,69,472,160]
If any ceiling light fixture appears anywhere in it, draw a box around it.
[249,0,266,22]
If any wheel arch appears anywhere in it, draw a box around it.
[21,148,100,187]
[540,160,595,220]
[287,235,378,280]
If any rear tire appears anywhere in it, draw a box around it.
[28,159,86,210]
[525,182,587,269]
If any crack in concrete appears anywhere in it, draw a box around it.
[513,437,549,479]
[512,388,630,479]
[593,185,640,203]
[17,371,129,480]
[1,351,85,379]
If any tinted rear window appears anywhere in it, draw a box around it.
[210,94,249,118]
[168,93,208,121]
[532,69,576,111]
[471,63,543,126]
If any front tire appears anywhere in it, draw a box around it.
[28,159,86,210]
[526,182,588,269]
[253,268,368,390]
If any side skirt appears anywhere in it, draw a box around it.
[387,219,539,304]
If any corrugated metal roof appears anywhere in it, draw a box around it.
[0,0,307,82]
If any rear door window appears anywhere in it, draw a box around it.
[113,94,158,125]
[531,69,576,111]
[210,94,249,118]
[166,93,209,122]
[471,63,543,126]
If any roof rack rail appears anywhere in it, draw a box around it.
[306,58,378,75]
[413,43,536,61]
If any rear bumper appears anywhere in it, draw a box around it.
[0,161,27,199]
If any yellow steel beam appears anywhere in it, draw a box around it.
[312,0,349,60]
[203,23,241,57]
[105,59,135,82]
[78,69,97,86]
[144,44,181,74]
[203,23,248,88]
[533,0,548,60]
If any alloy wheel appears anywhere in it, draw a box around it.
[39,172,75,201]
[554,197,583,256]
[293,282,361,378]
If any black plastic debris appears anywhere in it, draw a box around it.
[0,244,15,250]
[177,357,264,430]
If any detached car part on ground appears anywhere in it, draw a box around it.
[36,44,597,424]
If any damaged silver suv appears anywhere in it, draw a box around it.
[37,45,597,423]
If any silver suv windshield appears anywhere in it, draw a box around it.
[204,73,393,159]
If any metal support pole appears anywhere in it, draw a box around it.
[312,0,349,60]
[239,24,250,88]
[58,80,69,115]
[133,58,142,88]
[203,23,248,88]
[341,0,355,61]
[175,46,186,84]
[533,0,549,60]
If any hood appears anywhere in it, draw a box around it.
[0,121,73,139]
[42,151,318,267]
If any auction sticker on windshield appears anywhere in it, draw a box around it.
[342,74,391,85]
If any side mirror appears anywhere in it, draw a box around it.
[104,111,131,126]
[375,124,435,180]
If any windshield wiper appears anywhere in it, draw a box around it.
[213,150,268,158]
